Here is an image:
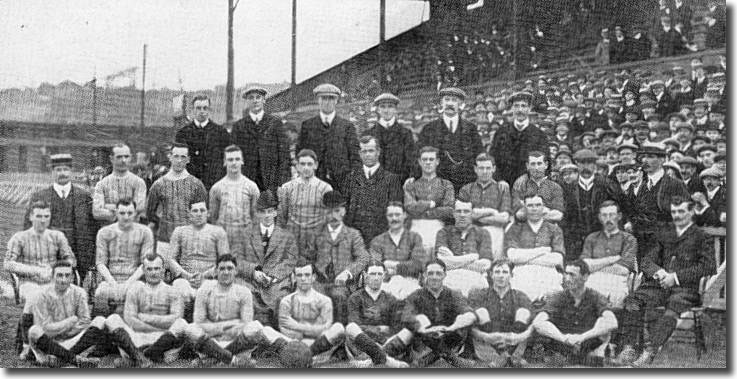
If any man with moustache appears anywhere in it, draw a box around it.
[435,199,493,273]
[175,95,230,190]
[232,86,292,192]
[616,198,715,366]
[365,93,416,182]
[676,156,705,195]
[368,202,429,282]
[692,167,726,227]
[26,154,97,284]
[490,91,549,186]
[511,151,565,223]
[93,143,148,223]
[561,149,618,261]
[297,83,360,194]
[416,87,483,192]
[343,135,403,244]
[623,146,689,264]
[209,145,261,255]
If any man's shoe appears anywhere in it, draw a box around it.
[348,358,373,368]
[75,356,101,368]
[614,345,638,365]
[384,356,409,368]
[631,347,657,368]
[231,353,256,368]
[113,356,135,368]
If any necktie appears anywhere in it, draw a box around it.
[648,178,654,190]
[60,190,66,199]
[449,120,455,133]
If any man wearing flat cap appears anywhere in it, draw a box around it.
[175,94,230,190]
[26,154,97,284]
[365,92,416,182]
[241,190,298,326]
[490,91,549,186]
[416,87,483,192]
[297,83,361,195]
[624,146,689,265]
[609,26,630,65]
[232,85,292,192]
[691,167,726,227]
[676,156,705,195]
[560,149,618,261]
[302,191,370,324]
[651,80,677,117]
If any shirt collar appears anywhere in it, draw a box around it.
[603,229,620,238]
[320,112,336,125]
[514,118,529,131]
[328,223,343,235]
[527,219,544,233]
[52,182,72,197]
[250,110,265,123]
[707,186,721,199]
[194,119,210,128]
[379,117,395,128]
[676,222,694,237]
[443,114,459,128]
[578,174,595,190]
[648,168,665,186]
[363,164,379,178]
[260,223,274,236]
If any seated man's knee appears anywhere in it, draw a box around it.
[28,325,45,343]
[170,318,191,338]
[345,322,362,338]
[91,316,106,329]
[104,313,125,330]
[324,323,345,342]
[243,320,264,337]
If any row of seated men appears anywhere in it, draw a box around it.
[7,184,714,367]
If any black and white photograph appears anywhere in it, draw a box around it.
[0,0,728,369]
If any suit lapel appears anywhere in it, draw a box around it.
[250,226,265,260]
[264,227,282,259]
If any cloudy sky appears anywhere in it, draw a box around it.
[1,0,429,90]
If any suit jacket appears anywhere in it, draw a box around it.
[232,114,292,191]
[561,175,618,259]
[417,118,483,191]
[692,77,709,99]
[695,186,726,227]
[175,120,230,189]
[656,28,686,57]
[366,121,417,181]
[641,224,716,291]
[490,121,548,186]
[241,224,298,308]
[303,224,369,285]
[609,37,631,64]
[654,91,677,117]
[343,166,403,244]
[25,185,98,271]
[297,115,361,193]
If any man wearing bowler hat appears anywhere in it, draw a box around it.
[232,85,292,192]
[417,87,484,192]
[25,153,97,284]
[297,83,361,194]
[490,91,549,186]
[365,92,417,182]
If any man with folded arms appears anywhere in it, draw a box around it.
[435,199,493,273]
[368,202,428,280]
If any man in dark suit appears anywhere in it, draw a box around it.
[25,154,97,283]
[490,91,548,186]
[616,198,716,366]
[609,26,631,64]
[651,80,677,118]
[365,93,416,182]
[174,94,230,190]
[241,190,298,327]
[417,87,483,192]
[656,14,686,57]
[629,25,653,61]
[343,135,403,244]
[297,83,361,194]
[692,167,726,227]
[232,86,292,192]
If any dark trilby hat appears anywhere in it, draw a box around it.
[322,190,346,208]
[256,190,278,210]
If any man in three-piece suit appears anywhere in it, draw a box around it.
[297,83,361,194]
[232,86,292,192]
[616,198,716,366]
[416,87,484,192]
[25,154,97,283]
[365,92,417,182]
[343,135,403,244]
[174,94,230,190]
[241,190,298,327]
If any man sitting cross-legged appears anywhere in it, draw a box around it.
[467,259,534,368]
[94,200,153,315]
[27,261,104,368]
[278,262,346,365]
[504,193,565,300]
[532,260,618,367]
[168,200,229,307]
[400,260,483,368]
[103,254,186,368]
[177,254,303,367]
[344,261,410,368]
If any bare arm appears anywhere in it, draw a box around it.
[92,181,116,221]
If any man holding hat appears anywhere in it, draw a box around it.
[561,149,618,261]
[297,83,360,194]
[417,87,483,192]
[693,167,726,227]
[365,92,416,182]
[241,190,298,326]
[490,91,549,186]
[302,191,370,324]
[232,85,292,192]
[26,153,97,284]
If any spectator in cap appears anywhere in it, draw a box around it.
[302,190,370,324]
[594,28,610,65]
[365,93,416,182]
[692,99,709,127]
[232,85,292,192]
[689,135,711,156]
[557,164,579,186]
[554,150,573,173]
[490,92,549,186]
[617,143,639,166]
[696,144,717,169]
[633,121,654,147]
[560,149,618,261]
[277,149,333,255]
[553,117,573,146]
[674,121,695,155]
[629,24,653,61]
[705,0,726,49]
[175,94,230,190]
[623,146,689,265]
[692,65,709,100]
[343,135,403,244]
[674,78,695,109]
[25,154,96,284]
[651,79,677,117]
[656,14,687,57]
[612,163,634,193]
[609,26,630,65]
[676,156,705,195]
[297,83,360,194]
[416,87,483,192]
[663,161,682,180]
[615,124,637,146]
[238,189,298,326]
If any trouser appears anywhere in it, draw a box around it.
[539,336,605,362]
[619,283,700,348]
[28,316,108,365]
[411,329,468,366]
